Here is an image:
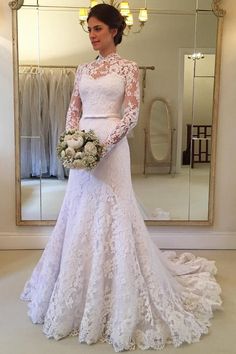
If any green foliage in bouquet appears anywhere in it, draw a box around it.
[57,129,104,169]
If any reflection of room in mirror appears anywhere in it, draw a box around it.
[189,164,210,220]
[21,165,209,221]
[132,164,209,221]
[19,66,76,180]
[150,101,170,161]
[21,179,67,220]
[15,1,220,223]
[181,53,215,168]
[144,98,173,175]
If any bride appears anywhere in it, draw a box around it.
[21,4,222,352]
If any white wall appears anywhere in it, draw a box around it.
[17,3,216,174]
[0,0,236,249]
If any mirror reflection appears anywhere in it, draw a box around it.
[149,99,171,164]
[15,0,220,223]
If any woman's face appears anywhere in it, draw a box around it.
[87,17,117,54]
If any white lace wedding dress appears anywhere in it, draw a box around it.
[21,53,222,352]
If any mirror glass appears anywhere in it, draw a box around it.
[18,6,41,220]
[149,99,171,162]
[189,10,217,220]
[15,0,221,223]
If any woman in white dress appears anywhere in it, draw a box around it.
[21,4,222,352]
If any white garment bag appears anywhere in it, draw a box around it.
[19,66,76,179]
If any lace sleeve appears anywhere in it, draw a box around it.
[103,62,140,155]
[65,66,82,131]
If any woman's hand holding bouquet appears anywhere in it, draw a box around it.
[57,129,104,170]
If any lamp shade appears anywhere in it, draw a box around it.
[126,13,133,26]
[90,0,98,7]
[79,8,88,21]
[139,8,148,22]
[120,2,130,17]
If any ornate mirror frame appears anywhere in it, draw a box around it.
[9,0,226,226]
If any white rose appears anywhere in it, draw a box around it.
[60,150,65,158]
[65,147,75,157]
[64,134,73,142]
[73,131,84,139]
[75,151,84,159]
[67,138,83,149]
[84,142,98,156]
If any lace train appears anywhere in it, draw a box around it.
[21,139,222,352]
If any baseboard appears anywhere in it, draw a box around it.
[150,231,236,249]
[0,233,49,249]
[0,231,236,249]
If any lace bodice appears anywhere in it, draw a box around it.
[65,52,140,154]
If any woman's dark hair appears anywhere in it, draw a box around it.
[87,4,126,45]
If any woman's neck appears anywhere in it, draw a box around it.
[99,47,117,58]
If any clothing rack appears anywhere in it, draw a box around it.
[139,66,155,70]
[19,64,155,103]
[20,64,155,70]
[19,64,77,69]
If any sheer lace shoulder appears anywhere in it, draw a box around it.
[66,53,140,155]
[103,59,140,155]
[65,65,83,131]
[81,53,140,155]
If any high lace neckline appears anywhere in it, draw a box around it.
[97,52,120,62]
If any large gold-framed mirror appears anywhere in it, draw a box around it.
[9,0,225,226]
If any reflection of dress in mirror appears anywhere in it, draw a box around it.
[20,4,222,352]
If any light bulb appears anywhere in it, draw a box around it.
[139,8,148,22]
[188,52,205,60]
[120,2,130,17]
[90,0,98,7]
[126,13,133,26]
[79,8,88,21]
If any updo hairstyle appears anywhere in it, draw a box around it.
[87,3,126,45]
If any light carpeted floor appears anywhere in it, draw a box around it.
[0,249,234,354]
[21,165,210,221]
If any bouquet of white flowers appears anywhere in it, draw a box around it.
[57,129,104,169]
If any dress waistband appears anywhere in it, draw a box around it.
[82,114,121,119]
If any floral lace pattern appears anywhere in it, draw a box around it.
[65,53,140,155]
[65,65,83,131]
[21,54,222,352]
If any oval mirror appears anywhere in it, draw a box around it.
[149,98,171,162]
